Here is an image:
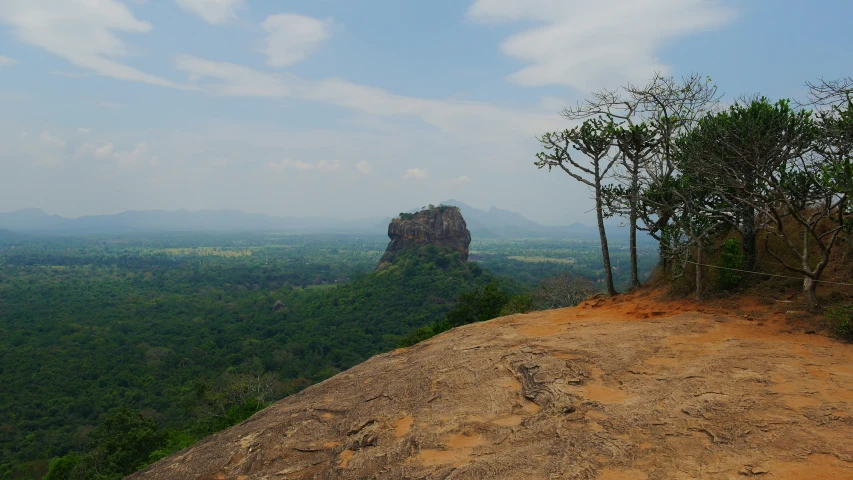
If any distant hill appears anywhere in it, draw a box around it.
[440,199,598,239]
[0,205,645,241]
[375,200,599,239]
[0,209,386,235]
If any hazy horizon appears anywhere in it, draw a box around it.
[2,0,851,225]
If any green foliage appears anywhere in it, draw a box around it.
[43,455,81,480]
[717,239,744,290]
[446,282,510,327]
[0,232,516,472]
[826,304,853,341]
[398,282,512,347]
[84,406,167,477]
[397,205,458,221]
[499,295,533,316]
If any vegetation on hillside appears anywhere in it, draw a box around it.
[0,233,531,479]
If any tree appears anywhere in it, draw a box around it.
[537,118,620,296]
[678,98,814,271]
[628,73,722,278]
[83,406,167,478]
[679,96,848,310]
[531,273,596,309]
[613,123,657,288]
[446,281,511,327]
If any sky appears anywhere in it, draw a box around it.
[1,0,851,225]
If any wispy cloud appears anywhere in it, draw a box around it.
[174,55,559,142]
[262,14,333,67]
[467,0,737,91]
[0,55,18,67]
[174,0,244,25]
[0,0,189,88]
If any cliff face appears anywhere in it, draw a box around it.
[131,293,853,480]
[377,207,471,269]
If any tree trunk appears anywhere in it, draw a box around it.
[802,230,818,311]
[629,165,640,289]
[695,239,705,302]
[803,276,818,311]
[596,188,617,296]
[742,206,757,272]
[629,211,639,289]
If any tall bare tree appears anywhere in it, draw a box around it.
[536,118,620,295]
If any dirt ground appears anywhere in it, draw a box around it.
[132,291,853,479]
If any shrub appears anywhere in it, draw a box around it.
[717,239,744,290]
[499,295,533,315]
[827,304,853,341]
[531,273,595,309]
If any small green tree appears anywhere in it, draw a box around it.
[43,454,82,480]
[83,406,167,477]
[446,282,510,327]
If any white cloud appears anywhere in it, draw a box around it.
[467,0,736,91]
[355,160,373,174]
[174,55,560,142]
[77,128,91,135]
[452,175,472,184]
[0,55,18,67]
[402,168,428,180]
[114,142,154,167]
[267,158,341,173]
[175,55,291,97]
[93,143,115,159]
[78,140,157,168]
[0,0,187,88]
[40,131,66,148]
[262,14,333,67]
[175,0,243,25]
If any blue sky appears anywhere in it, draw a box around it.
[1,0,851,224]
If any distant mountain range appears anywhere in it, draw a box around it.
[439,199,598,239]
[0,208,385,235]
[0,204,611,239]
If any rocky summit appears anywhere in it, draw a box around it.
[377,206,472,269]
[130,292,853,479]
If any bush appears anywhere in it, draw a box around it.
[43,454,81,480]
[499,295,533,315]
[827,304,853,341]
[717,239,744,290]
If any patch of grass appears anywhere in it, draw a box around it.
[507,256,575,264]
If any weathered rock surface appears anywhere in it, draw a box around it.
[131,294,853,479]
[377,206,471,269]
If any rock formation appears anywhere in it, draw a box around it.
[377,206,471,269]
[130,293,853,479]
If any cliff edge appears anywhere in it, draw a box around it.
[131,293,853,479]
[377,206,471,269]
